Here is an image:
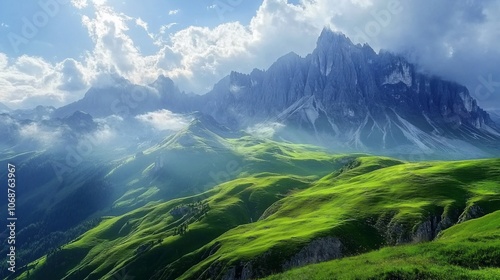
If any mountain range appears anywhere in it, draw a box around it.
[1,28,500,280]
[45,28,500,159]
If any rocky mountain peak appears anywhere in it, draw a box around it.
[48,30,500,157]
[151,75,176,91]
[62,110,97,132]
[317,28,353,48]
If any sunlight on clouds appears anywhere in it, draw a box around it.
[71,0,89,9]
[0,54,89,109]
[81,5,159,84]
[0,53,7,69]
[1,0,500,109]
[14,55,53,77]
[0,0,387,107]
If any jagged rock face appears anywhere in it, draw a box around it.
[62,111,98,133]
[200,29,500,157]
[201,237,342,280]
[282,237,343,270]
[50,29,499,157]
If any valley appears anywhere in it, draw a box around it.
[0,27,499,280]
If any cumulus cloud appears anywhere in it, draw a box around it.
[168,0,500,108]
[57,59,88,91]
[80,4,170,87]
[0,55,62,108]
[135,109,192,131]
[2,0,500,109]
[0,53,8,69]
[0,54,90,109]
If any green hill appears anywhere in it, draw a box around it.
[13,152,500,280]
[264,210,500,279]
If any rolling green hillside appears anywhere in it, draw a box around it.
[13,153,500,280]
[0,117,344,274]
[264,210,500,280]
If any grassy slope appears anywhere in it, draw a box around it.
[264,210,500,280]
[14,146,500,279]
[15,139,349,280]
[173,158,500,279]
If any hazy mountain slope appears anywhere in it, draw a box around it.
[201,29,500,157]
[2,119,350,278]
[16,157,500,280]
[489,109,500,124]
[0,114,345,278]
[46,29,500,158]
[54,75,194,119]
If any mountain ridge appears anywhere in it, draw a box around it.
[40,28,500,158]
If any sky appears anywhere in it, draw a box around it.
[0,0,499,110]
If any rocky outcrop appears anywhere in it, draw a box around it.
[198,204,487,280]
[200,237,342,280]
[458,204,484,223]
[412,215,454,243]
[282,237,343,270]
[199,28,500,157]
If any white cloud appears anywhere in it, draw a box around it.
[159,23,177,34]
[72,0,88,9]
[3,0,500,109]
[0,54,91,109]
[19,123,63,146]
[57,58,88,91]
[136,109,192,131]
[72,0,106,9]
[245,122,285,139]
[0,53,7,69]
[135,18,148,31]
[168,9,180,15]
[0,56,59,108]
[81,5,160,85]
[89,124,116,144]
